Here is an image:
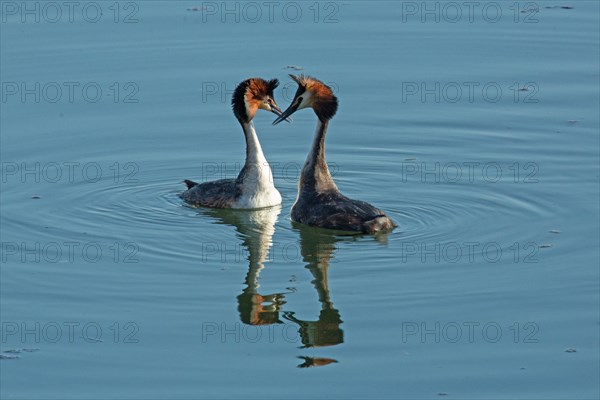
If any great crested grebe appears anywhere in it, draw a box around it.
[273,75,397,234]
[181,78,288,209]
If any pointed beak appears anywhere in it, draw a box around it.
[272,100,300,126]
[270,103,292,123]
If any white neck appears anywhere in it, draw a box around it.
[240,121,273,185]
[236,121,281,207]
[243,121,268,166]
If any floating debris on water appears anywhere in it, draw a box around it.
[544,5,574,9]
[404,157,417,161]
[437,392,448,396]
[549,229,561,234]
[284,65,304,71]
[187,6,208,11]
[539,244,553,248]
[565,347,577,353]
[1,348,39,356]
[0,348,37,359]
[31,195,41,199]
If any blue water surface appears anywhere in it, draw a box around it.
[1,1,599,399]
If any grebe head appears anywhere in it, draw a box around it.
[273,74,338,125]
[232,78,287,124]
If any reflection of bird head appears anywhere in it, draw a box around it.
[284,309,343,348]
[237,292,286,326]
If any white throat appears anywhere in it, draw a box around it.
[242,121,273,185]
[243,121,269,167]
[235,121,281,208]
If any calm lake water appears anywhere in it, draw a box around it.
[1,1,599,399]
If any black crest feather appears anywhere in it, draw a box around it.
[267,79,279,96]
[232,79,252,123]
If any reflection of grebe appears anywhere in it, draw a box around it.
[273,75,396,233]
[181,78,288,209]
[284,223,344,365]
[195,206,286,325]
